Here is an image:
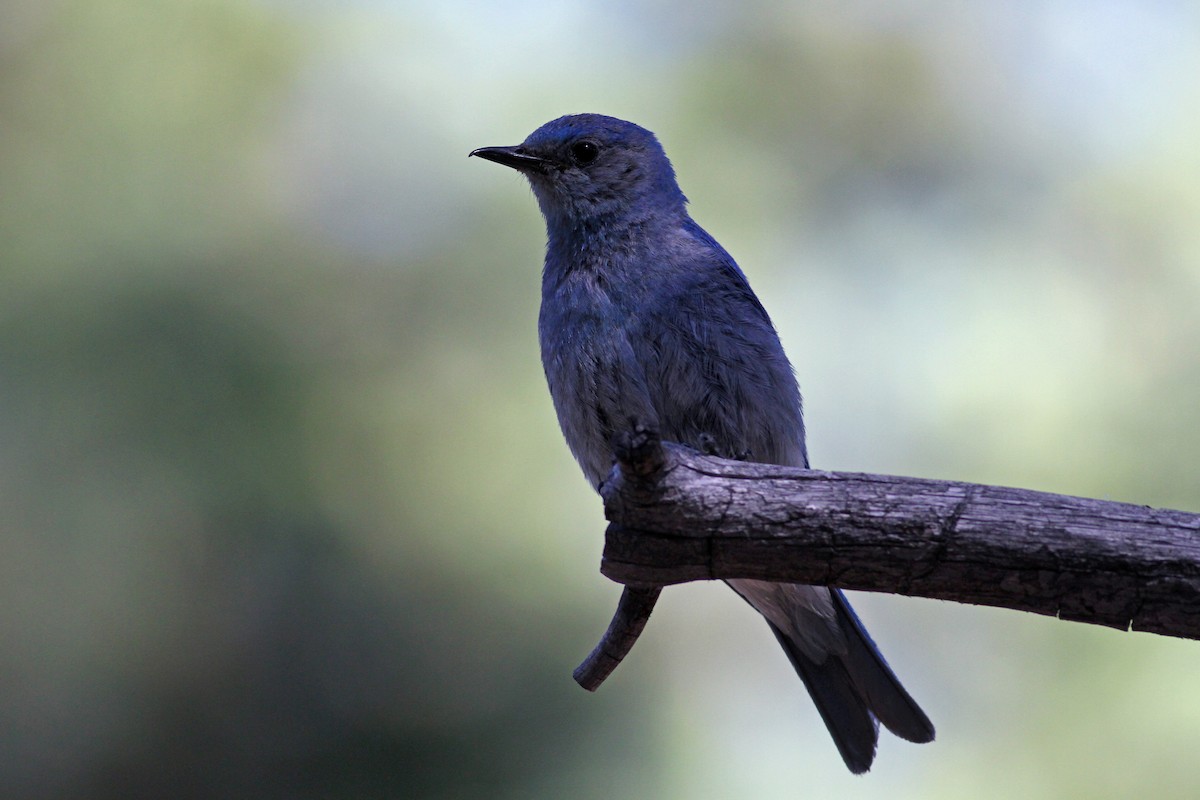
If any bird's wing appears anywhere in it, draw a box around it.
[630,221,807,468]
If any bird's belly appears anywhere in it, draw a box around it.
[539,311,658,488]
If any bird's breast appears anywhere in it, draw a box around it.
[537,268,658,487]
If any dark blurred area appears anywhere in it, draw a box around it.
[2,1,1198,798]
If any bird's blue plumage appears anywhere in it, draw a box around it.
[472,113,934,773]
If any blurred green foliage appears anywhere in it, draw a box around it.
[1,1,1198,798]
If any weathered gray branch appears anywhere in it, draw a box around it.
[574,429,1200,688]
[608,427,1198,615]
[572,586,661,691]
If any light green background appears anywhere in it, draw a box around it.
[2,1,1198,797]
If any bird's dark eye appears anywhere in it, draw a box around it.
[569,140,600,165]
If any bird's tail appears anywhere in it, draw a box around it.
[767,589,934,774]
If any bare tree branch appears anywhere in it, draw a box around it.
[572,426,669,691]
[593,431,1200,644]
[573,586,661,691]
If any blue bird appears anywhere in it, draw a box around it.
[471,114,934,773]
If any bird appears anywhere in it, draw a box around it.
[470,113,934,773]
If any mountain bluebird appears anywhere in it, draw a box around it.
[471,114,934,773]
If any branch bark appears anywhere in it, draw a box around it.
[572,586,661,691]
[597,434,1200,641]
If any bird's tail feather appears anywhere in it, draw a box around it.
[768,589,934,773]
[767,620,879,774]
[829,589,935,745]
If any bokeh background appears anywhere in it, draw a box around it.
[3,1,1199,797]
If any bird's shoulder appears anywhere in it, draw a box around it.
[643,218,775,330]
[538,217,778,347]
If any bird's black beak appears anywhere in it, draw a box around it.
[469,145,546,172]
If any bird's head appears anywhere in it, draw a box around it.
[471,114,687,231]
